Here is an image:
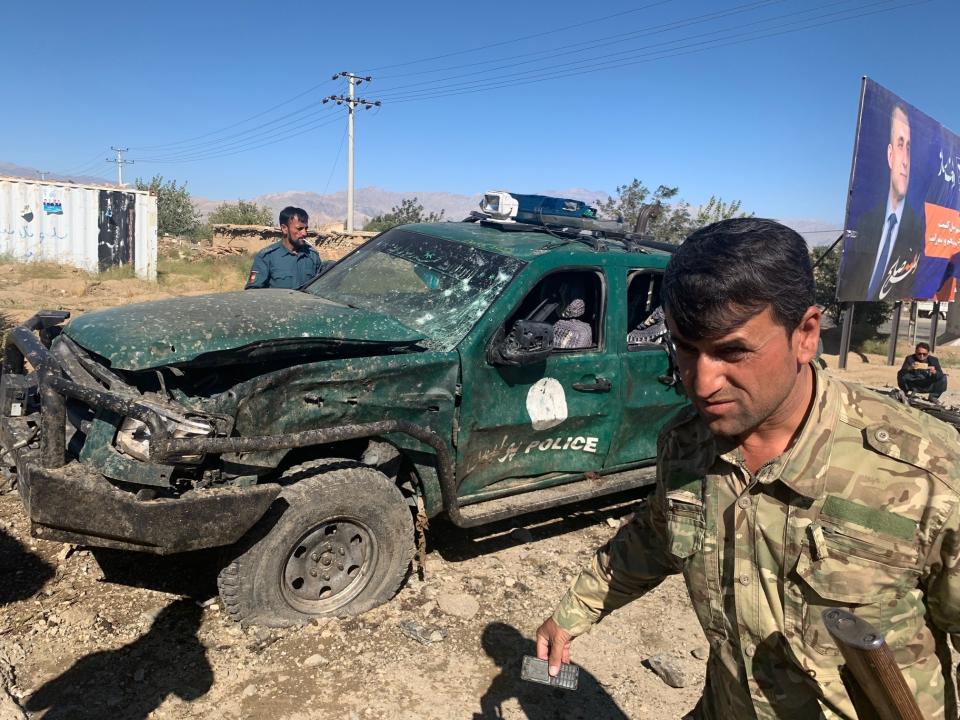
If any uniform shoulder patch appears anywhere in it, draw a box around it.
[863,419,960,489]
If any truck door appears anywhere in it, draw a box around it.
[456,268,620,496]
[605,269,687,467]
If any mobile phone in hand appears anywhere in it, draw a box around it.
[520,655,579,691]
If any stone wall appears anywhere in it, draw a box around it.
[210,223,376,260]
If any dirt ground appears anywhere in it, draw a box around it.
[1,260,958,719]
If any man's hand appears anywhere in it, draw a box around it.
[535,617,573,677]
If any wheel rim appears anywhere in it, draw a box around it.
[280,517,379,615]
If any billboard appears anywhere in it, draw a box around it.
[837,78,960,303]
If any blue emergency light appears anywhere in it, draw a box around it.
[480,191,598,224]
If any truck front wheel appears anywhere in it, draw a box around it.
[217,459,415,627]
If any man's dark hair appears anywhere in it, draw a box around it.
[279,206,308,227]
[663,217,814,340]
[916,342,930,352]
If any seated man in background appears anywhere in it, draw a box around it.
[898,341,948,401]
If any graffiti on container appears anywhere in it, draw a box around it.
[0,224,68,249]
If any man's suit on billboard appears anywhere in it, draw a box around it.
[838,201,924,301]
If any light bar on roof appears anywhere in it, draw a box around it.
[480,191,519,221]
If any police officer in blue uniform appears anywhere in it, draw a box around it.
[245,206,326,289]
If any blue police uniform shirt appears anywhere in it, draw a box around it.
[245,241,324,289]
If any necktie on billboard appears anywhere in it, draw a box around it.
[867,212,898,299]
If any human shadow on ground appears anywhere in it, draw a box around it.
[24,598,212,720]
[432,488,646,563]
[90,546,220,599]
[0,527,54,605]
[474,621,627,720]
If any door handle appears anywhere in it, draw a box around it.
[572,377,612,392]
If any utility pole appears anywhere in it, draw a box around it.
[36,170,50,181]
[324,73,381,233]
[107,146,134,187]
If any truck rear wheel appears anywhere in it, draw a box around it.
[217,459,415,627]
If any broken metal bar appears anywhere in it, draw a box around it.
[152,419,471,524]
[39,376,66,468]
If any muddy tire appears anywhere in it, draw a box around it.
[217,458,415,627]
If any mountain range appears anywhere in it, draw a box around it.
[1,161,838,245]
[193,186,612,229]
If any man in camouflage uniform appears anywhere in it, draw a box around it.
[536,218,960,719]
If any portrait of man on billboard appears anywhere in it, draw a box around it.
[838,101,926,301]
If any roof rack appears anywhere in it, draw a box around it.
[463,189,677,254]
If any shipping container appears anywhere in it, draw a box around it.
[0,176,157,280]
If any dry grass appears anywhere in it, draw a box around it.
[0,253,252,325]
[157,253,249,292]
[0,258,75,280]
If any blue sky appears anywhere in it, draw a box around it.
[5,0,957,230]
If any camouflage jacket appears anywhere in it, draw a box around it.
[552,366,960,719]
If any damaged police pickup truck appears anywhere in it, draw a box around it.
[1,193,686,626]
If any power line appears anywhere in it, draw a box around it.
[357,0,677,73]
[375,0,798,98]
[136,113,343,164]
[135,105,337,162]
[373,0,785,83]
[131,102,336,157]
[130,78,338,151]
[322,128,348,195]
[62,0,925,171]
[54,148,113,177]
[377,0,922,104]
[375,0,907,101]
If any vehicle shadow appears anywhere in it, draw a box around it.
[430,488,647,563]
[0,526,54,605]
[474,621,627,720]
[90,546,220,599]
[23,598,212,720]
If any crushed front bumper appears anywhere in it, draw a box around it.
[1,312,280,553]
[2,415,279,553]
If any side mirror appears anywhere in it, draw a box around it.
[493,320,554,366]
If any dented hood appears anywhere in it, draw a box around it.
[65,290,425,371]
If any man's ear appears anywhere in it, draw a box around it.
[887,142,895,172]
[793,306,821,364]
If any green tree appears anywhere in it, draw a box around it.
[208,200,274,226]
[597,179,679,229]
[810,243,892,338]
[363,197,445,233]
[135,175,200,237]
[597,179,750,244]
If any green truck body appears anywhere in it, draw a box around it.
[1,219,686,624]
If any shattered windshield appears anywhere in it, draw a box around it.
[304,228,525,350]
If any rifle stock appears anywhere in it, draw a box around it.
[822,608,925,720]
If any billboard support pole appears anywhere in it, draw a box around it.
[812,234,844,270]
[930,302,941,353]
[886,301,902,366]
[839,303,855,370]
[907,301,918,346]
